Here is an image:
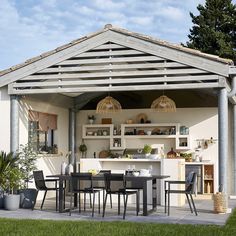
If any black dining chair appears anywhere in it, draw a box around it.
[33,170,61,211]
[93,170,113,208]
[102,173,139,219]
[69,173,101,217]
[164,171,198,216]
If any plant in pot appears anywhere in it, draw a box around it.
[143,144,152,157]
[88,115,95,124]
[79,143,87,158]
[18,144,38,208]
[0,151,23,210]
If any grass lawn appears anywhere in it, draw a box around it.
[0,210,236,236]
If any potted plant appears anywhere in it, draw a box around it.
[18,144,38,208]
[88,115,95,124]
[79,143,87,158]
[143,144,152,157]
[0,151,22,210]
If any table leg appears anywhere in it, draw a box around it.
[59,179,64,213]
[143,181,148,216]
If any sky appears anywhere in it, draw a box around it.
[0,0,231,71]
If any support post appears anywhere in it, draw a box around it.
[218,88,228,193]
[10,95,19,154]
[69,108,76,171]
[233,104,236,194]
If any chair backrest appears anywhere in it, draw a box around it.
[33,170,47,190]
[70,173,93,192]
[104,173,125,193]
[185,171,197,193]
[93,170,111,188]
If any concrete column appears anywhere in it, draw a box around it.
[10,95,19,154]
[69,108,76,171]
[233,104,236,194]
[218,88,228,193]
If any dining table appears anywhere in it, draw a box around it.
[47,173,170,216]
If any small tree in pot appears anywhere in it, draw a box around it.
[18,144,38,208]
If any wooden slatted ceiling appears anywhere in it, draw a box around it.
[9,42,219,95]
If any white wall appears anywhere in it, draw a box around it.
[77,108,220,193]
[0,86,11,152]
[19,97,70,199]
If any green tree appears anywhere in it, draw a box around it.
[185,0,236,62]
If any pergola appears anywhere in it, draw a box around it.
[0,24,236,194]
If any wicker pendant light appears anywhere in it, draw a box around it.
[151,95,176,112]
[96,96,122,114]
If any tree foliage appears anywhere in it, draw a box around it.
[186,0,236,62]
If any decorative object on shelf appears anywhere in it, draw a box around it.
[96,96,122,114]
[101,118,112,124]
[180,126,189,135]
[151,95,176,112]
[167,147,177,158]
[136,113,147,123]
[143,144,152,157]
[99,150,110,158]
[79,143,87,158]
[126,119,133,124]
[88,115,96,124]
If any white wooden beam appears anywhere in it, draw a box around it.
[94,43,125,49]
[56,56,164,65]
[8,82,223,95]
[23,68,207,81]
[107,30,230,77]
[12,75,219,88]
[75,49,145,57]
[39,62,187,73]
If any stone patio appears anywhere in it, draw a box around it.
[0,197,235,225]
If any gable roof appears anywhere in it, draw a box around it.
[0,24,233,88]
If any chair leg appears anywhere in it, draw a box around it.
[84,192,86,212]
[89,193,92,208]
[190,193,198,216]
[41,190,47,210]
[102,193,108,217]
[56,189,58,211]
[186,193,193,213]
[167,191,170,216]
[79,192,81,213]
[92,193,95,217]
[69,192,73,216]
[98,191,101,214]
[109,193,112,208]
[63,188,66,210]
[136,191,139,216]
[164,190,167,213]
[123,194,128,220]
[118,193,120,215]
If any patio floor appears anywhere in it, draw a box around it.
[0,197,235,225]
